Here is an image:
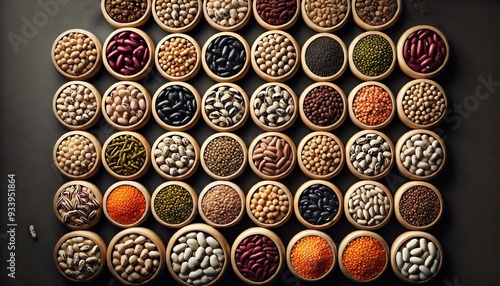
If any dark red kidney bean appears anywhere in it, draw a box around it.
[106,31,149,75]
[403,29,447,73]
[235,234,280,282]
[155,85,197,127]
[256,0,297,26]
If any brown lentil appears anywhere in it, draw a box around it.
[354,0,398,26]
[104,84,147,127]
[104,134,147,176]
[155,0,199,29]
[205,0,249,28]
[55,83,98,127]
[202,184,242,225]
[303,85,344,126]
[53,31,98,77]
[55,133,98,176]
[157,36,198,78]
[401,81,446,125]
[399,185,440,227]
[301,134,342,176]
[203,135,244,177]
[304,0,349,28]
[249,184,290,225]
[56,184,100,227]
[352,85,393,126]
[291,235,333,279]
[342,236,386,281]
[104,0,149,23]
[154,184,193,224]
[254,32,297,77]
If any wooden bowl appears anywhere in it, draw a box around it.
[294,180,343,230]
[250,82,298,132]
[301,0,350,32]
[344,180,393,230]
[150,132,200,180]
[301,33,347,81]
[345,130,394,180]
[200,132,247,180]
[151,181,198,228]
[338,230,389,283]
[299,82,347,131]
[53,180,103,230]
[151,82,201,131]
[101,0,151,28]
[51,29,102,80]
[390,231,443,283]
[155,33,201,82]
[348,31,396,81]
[102,81,152,131]
[397,25,450,79]
[53,131,102,180]
[251,30,301,82]
[248,132,296,180]
[253,0,300,30]
[103,181,150,228]
[395,129,446,181]
[198,181,245,228]
[203,0,252,32]
[397,79,448,129]
[53,81,102,130]
[101,131,151,180]
[107,227,165,285]
[348,81,396,130]
[201,82,249,132]
[231,227,285,285]
[152,0,202,33]
[166,223,230,286]
[54,230,107,282]
[286,229,337,281]
[246,180,293,228]
[351,0,402,31]
[297,132,345,180]
[394,181,443,230]
[102,28,154,81]
[201,32,250,83]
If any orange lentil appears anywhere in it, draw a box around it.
[352,85,393,126]
[106,185,146,225]
[342,236,386,281]
[290,235,333,279]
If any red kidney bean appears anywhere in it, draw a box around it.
[403,28,447,73]
[235,234,280,282]
[106,31,149,75]
[256,0,297,26]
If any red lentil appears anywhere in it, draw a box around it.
[342,236,386,281]
[352,85,392,126]
[291,235,333,279]
[106,185,146,225]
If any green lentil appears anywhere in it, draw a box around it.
[154,185,193,224]
[352,34,393,76]
[105,134,146,176]
[203,135,244,177]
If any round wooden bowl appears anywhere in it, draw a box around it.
[299,82,347,131]
[200,132,247,180]
[166,223,230,286]
[155,33,201,82]
[348,81,396,130]
[53,131,102,180]
[286,229,337,281]
[351,0,402,31]
[348,31,396,81]
[53,180,103,230]
[151,181,198,228]
[53,81,102,130]
[301,0,350,32]
[338,230,389,283]
[54,230,107,282]
[203,0,252,32]
[101,0,152,28]
[198,181,245,228]
[253,0,300,30]
[301,33,348,81]
[246,180,293,228]
[344,180,393,230]
[51,29,102,80]
[231,227,285,285]
[107,227,165,285]
[152,0,202,33]
[294,180,343,230]
[103,181,150,228]
[101,131,151,180]
[394,129,446,181]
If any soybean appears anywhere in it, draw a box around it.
[154,0,199,29]
[157,36,198,78]
[53,31,98,77]
[401,81,446,126]
[300,134,342,176]
[55,133,98,176]
[254,32,297,77]
[249,184,290,225]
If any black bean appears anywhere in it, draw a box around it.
[205,35,246,78]
[155,85,197,127]
[298,184,339,226]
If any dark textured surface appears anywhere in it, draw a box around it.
[1,0,499,285]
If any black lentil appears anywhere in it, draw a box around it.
[299,184,339,225]
[305,36,344,77]
[155,84,197,127]
[154,185,193,224]
[203,135,244,177]
[205,35,246,78]
[399,185,440,227]
[105,134,146,176]
[303,85,344,126]
[352,34,393,76]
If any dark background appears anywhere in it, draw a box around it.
[1,0,499,285]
